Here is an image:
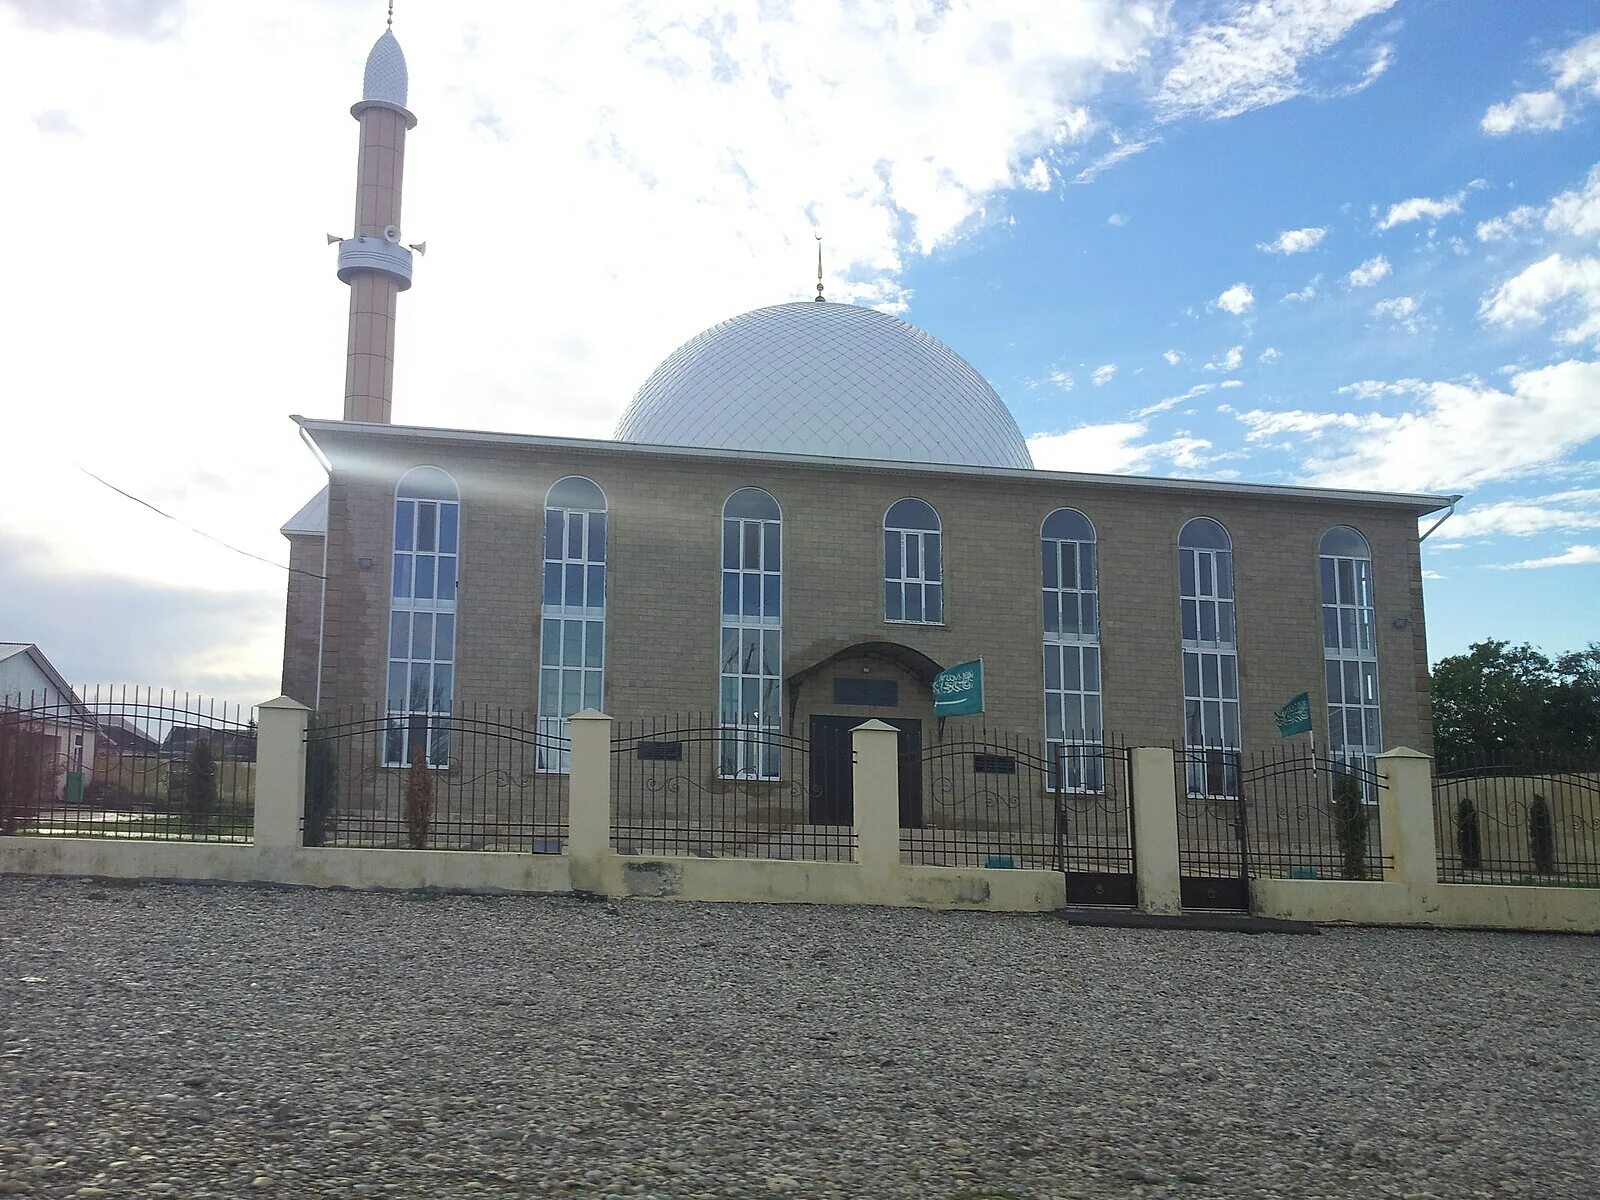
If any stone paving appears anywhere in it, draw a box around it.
[1,876,1597,1199]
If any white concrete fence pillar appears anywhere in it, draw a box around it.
[1130,746,1182,916]
[852,719,902,883]
[566,709,613,893]
[1377,746,1437,887]
[254,695,310,849]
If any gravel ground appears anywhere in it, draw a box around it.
[1,878,1597,1200]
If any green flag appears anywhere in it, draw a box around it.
[932,658,984,717]
[1274,692,1312,737]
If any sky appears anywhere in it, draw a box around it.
[0,0,1597,704]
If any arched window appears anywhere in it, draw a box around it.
[538,477,607,772]
[1041,509,1102,791]
[884,498,943,624]
[1178,517,1240,797]
[719,487,781,779]
[1320,526,1380,786]
[386,466,460,767]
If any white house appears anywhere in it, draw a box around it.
[0,643,98,801]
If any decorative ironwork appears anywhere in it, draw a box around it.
[1239,747,1389,881]
[1,686,256,842]
[1174,746,1248,909]
[1433,751,1599,886]
[609,716,849,861]
[907,727,1133,897]
[305,703,566,852]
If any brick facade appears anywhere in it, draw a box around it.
[288,426,1443,764]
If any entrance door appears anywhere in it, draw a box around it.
[809,716,922,826]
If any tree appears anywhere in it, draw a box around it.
[1333,771,1370,881]
[303,718,338,847]
[184,739,218,833]
[1454,796,1483,871]
[0,707,56,835]
[1528,793,1556,875]
[403,741,435,849]
[1431,640,1600,765]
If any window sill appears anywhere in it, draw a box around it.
[884,618,946,628]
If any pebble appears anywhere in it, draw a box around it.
[0,876,1596,1199]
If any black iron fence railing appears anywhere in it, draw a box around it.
[905,728,1130,871]
[609,717,851,861]
[1,686,256,842]
[306,704,566,852]
[1241,748,1389,880]
[1434,752,1600,886]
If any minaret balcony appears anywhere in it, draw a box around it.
[336,237,414,290]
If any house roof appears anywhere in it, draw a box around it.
[281,486,329,537]
[295,416,1461,516]
[0,642,98,725]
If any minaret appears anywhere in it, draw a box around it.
[334,19,417,423]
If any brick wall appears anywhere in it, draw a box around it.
[310,439,1436,757]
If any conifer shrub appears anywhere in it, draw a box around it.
[303,718,338,847]
[1333,771,1370,881]
[403,741,435,849]
[184,739,218,833]
[1455,795,1483,871]
[1528,792,1556,875]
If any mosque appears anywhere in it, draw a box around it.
[281,22,1455,814]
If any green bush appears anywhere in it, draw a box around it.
[184,740,218,833]
[1528,793,1556,874]
[403,742,435,850]
[1455,796,1483,870]
[1333,771,1370,881]
[303,720,338,847]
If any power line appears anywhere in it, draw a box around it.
[79,467,326,581]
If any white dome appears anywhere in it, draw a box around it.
[362,30,409,108]
[615,302,1034,469]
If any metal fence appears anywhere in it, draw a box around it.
[306,704,567,851]
[609,717,851,860]
[1434,752,1600,886]
[905,729,1129,872]
[1,686,256,842]
[1241,749,1389,881]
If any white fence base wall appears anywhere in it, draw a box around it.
[1250,878,1600,934]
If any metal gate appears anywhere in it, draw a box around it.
[1054,742,1136,906]
[1174,748,1249,910]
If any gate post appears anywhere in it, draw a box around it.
[254,695,310,849]
[852,719,902,886]
[1377,746,1436,887]
[1130,747,1182,915]
[566,709,613,893]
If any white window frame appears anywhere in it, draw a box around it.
[1041,509,1103,793]
[719,488,782,781]
[1320,526,1381,794]
[883,498,944,625]
[385,466,460,768]
[1178,517,1241,798]
[538,477,607,774]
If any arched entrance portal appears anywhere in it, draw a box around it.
[786,642,940,827]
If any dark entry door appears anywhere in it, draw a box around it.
[809,717,922,826]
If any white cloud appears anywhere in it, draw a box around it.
[1421,569,1446,580]
[1476,205,1541,243]
[1378,191,1467,230]
[1257,226,1327,255]
[1232,359,1600,491]
[1347,255,1391,287]
[1028,421,1215,474]
[1107,212,1130,227]
[1073,135,1158,184]
[31,108,82,135]
[1371,295,1421,332]
[1218,379,1244,389]
[1205,345,1244,372]
[1481,91,1567,135]
[1447,492,1600,539]
[1092,363,1118,386]
[1544,164,1600,238]
[1489,544,1600,570]
[1021,157,1054,192]
[1136,382,1213,417]
[1211,282,1255,314]
[1046,369,1076,391]
[1258,346,1280,363]
[1553,31,1600,96]
[1282,274,1322,302]
[1155,0,1399,121]
[1480,253,1600,346]
[1162,348,1183,365]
